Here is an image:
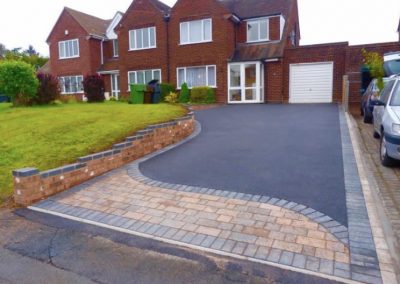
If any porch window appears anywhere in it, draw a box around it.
[247,18,269,42]
[177,65,216,88]
[58,39,79,59]
[129,27,156,50]
[228,62,263,103]
[180,19,212,44]
[59,75,84,94]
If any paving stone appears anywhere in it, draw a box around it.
[229,232,257,243]
[243,244,258,258]
[200,235,216,248]
[267,248,282,263]
[210,238,226,250]
[232,242,248,255]
[305,256,320,272]
[279,251,294,266]
[191,234,207,246]
[221,240,236,253]
[254,246,270,260]
[292,254,307,269]
[319,259,334,275]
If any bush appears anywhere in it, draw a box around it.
[83,74,105,102]
[35,73,60,104]
[0,60,38,105]
[190,87,216,104]
[160,83,175,101]
[179,82,190,103]
[165,92,179,104]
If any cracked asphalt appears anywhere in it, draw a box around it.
[0,207,341,284]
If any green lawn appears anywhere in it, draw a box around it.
[0,102,186,203]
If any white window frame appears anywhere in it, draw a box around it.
[246,18,269,43]
[59,75,84,94]
[129,27,156,51]
[176,65,217,89]
[112,39,119,57]
[180,18,212,45]
[127,69,162,90]
[58,39,80,59]
[227,62,264,104]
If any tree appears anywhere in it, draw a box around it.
[0,43,6,59]
[24,45,39,56]
[179,82,190,103]
[83,74,105,102]
[35,73,60,104]
[0,60,39,105]
[362,49,385,90]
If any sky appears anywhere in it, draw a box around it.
[0,0,399,56]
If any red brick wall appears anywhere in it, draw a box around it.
[265,61,284,103]
[282,42,348,103]
[345,42,400,103]
[48,10,101,78]
[269,17,280,41]
[169,0,235,103]
[117,0,169,98]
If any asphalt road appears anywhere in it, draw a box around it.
[140,104,348,226]
[0,208,341,284]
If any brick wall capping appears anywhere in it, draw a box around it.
[40,163,86,178]
[12,168,39,177]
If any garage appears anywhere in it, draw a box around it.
[289,62,334,103]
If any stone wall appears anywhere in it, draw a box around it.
[13,113,195,206]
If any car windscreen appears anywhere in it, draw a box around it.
[390,81,400,106]
[384,59,400,76]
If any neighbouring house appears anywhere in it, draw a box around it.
[46,0,400,105]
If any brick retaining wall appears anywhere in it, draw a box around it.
[13,113,195,206]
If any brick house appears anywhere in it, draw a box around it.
[45,0,400,105]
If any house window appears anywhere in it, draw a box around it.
[247,18,269,42]
[58,39,79,59]
[128,69,161,89]
[180,19,212,44]
[177,65,216,88]
[129,27,156,50]
[113,39,119,57]
[59,75,84,94]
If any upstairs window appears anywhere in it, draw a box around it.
[59,39,79,59]
[129,27,156,50]
[247,18,269,42]
[113,39,119,57]
[180,19,212,44]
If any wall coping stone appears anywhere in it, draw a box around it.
[40,163,86,178]
[12,168,39,177]
[113,141,133,150]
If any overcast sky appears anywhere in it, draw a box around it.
[0,0,399,56]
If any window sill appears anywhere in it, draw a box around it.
[177,86,217,90]
[246,39,270,44]
[179,40,213,46]
[61,92,84,95]
[128,47,157,52]
[59,56,80,60]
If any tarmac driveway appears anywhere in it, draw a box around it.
[140,104,347,226]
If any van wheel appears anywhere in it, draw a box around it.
[380,134,395,167]
[373,130,380,139]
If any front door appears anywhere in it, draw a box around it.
[111,74,120,99]
[228,62,264,103]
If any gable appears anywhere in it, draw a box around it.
[47,9,87,43]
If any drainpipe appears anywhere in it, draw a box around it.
[164,14,171,83]
[100,37,104,66]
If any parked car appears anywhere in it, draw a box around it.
[360,78,388,123]
[372,75,400,166]
[384,52,400,77]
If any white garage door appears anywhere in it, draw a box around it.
[289,62,333,103]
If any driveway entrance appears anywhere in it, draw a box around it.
[140,104,347,226]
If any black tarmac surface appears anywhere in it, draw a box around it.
[141,104,348,226]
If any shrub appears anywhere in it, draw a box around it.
[83,74,105,102]
[179,82,190,103]
[190,86,216,104]
[35,73,60,104]
[0,60,38,105]
[160,83,175,101]
[165,92,179,104]
[362,49,385,90]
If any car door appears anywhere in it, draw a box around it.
[374,80,395,133]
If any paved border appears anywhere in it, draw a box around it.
[339,109,382,284]
[128,121,350,248]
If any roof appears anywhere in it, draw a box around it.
[64,7,111,38]
[218,0,294,19]
[231,41,286,61]
[37,61,51,74]
[149,0,171,13]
